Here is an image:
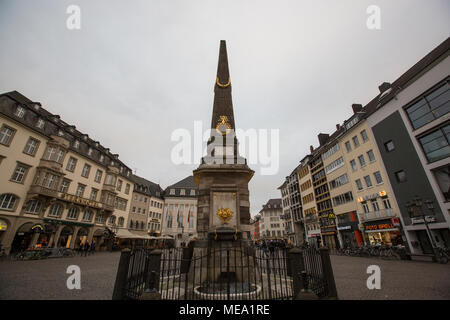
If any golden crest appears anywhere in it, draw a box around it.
[216,115,231,135]
[217,207,233,224]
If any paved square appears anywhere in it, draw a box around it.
[0,252,449,299]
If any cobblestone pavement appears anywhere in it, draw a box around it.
[330,254,450,300]
[0,252,121,300]
[0,251,449,300]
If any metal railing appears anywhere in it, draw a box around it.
[359,209,396,222]
[112,244,338,300]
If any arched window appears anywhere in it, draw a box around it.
[67,207,79,220]
[25,200,41,214]
[109,215,116,225]
[0,194,18,210]
[118,217,124,227]
[130,219,134,228]
[140,221,144,230]
[48,203,63,217]
[82,209,93,221]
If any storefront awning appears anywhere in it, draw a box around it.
[115,229,143,239]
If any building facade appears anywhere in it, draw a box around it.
[258,199,283,239]
[0,91,134,254]
[161,176,198,245]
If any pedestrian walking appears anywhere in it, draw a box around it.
[83,241,90,257]
[89,241,95,255]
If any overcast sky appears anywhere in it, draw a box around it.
[0,0,449,216]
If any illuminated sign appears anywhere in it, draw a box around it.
[379,190,387,197]
[365,223,395,231]
[357,197,363,203]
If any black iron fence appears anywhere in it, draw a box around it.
[112,244,337,300]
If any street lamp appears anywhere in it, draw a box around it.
[109,223,118,252]
[405,196,437,257]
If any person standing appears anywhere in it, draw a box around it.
[83,241,89,257]
[90,241,95,255]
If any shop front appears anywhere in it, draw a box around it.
[321,229,339,250]
[364,219,403,246]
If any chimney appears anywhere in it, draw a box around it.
[336,124,341,130]
[378,82,391,94]
[352,104,363,114]
[310,145,314,153]
[318,133,330,146]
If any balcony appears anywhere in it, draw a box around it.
[28,185,58,198]
[359,208,396,223]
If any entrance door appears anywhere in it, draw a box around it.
[416,230,433,254]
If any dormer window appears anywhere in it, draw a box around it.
[127,171,130,177]
[53,116,59,123]
[95,142,99,147]
[110,161,114,166]
[99,154,104,162]
[58,130,64,136]
[83,135,88,141]
[33,103,40,111]
[180,189,185,196]
[169,189,175,195]
[36,119,45,129]
[120,167,123,173]
[15,106,25,118]
[74,140,80,149]
[88,148,93,156]
[190,190,196,196]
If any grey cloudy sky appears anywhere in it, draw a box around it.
[0,0,449,216]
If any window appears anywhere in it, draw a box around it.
[323,144,340,160]
[358,155,366,167]
[0,125,16,146]
[405,80,450,130]
[99,154,104,162]
[66,157,77,172]
[0,194,17,210]
[374,171,383,184]
[418,124,450,163]
[125,183,130,195]
[81,164,91,178]
[395,170,407,183]
[371,199,380,212]
[82,209,93,221]
[364,175,373,188]
[190,190,196,196]
[362,203,370,213]
[350,159,357,171]
[55,149,65,163]
[25,200,41,214]
[332,191,353,206]
[137,208,141,214]
[105,174,116,186]
[59,179,70,193]
[355,179,363,191]
[382,198,392,209]
[48,204,63,217]
[352,136,360,148]
[11,164,28,183]
[76,184,85,197]
[94,169,103,183]
[88,148,93,156]
[367,150,376,162]
[117,179,122,191]
[361,130,369,142]
[73,140,80,149]
[132,206,136,213]
[345,141,352,152]
[180,189,186,195]
[109,216,116,225]
[90,188,98,201]
[36,119,45,129]
[43,146,57,161]
[23,138,40,156]
[325,157,344,174]
[169,189,175,195]
[42,172,58,189]
[15,106,25,118]
[96,213,105,224]
[433,165,450,202]
[118,217,124,227]
[329,174,349,190]
[67,207,79,219]
[384,140,395,152]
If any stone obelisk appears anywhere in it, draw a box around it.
[193,40,254,245]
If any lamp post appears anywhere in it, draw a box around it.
[109,223,118,252]
[405,196,437,258]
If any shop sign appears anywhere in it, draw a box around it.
[337,225,351,231]
[60,193,101,208]
[411,216,436,224]
[392,218,400,226]
[328,213,335,219]
[31,224,44,231]
[0,220,7,231]
[365,223,395,231]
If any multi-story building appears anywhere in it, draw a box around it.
[128,174,164,238]
[297,154,321,246]
[279,167,303,245]
[161,176,198,245]
[258,199,283,239]
[367,37,450,254]
[0,91,134,254]
[250,214,261,241]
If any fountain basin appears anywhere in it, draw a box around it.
[194,283,261,300]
